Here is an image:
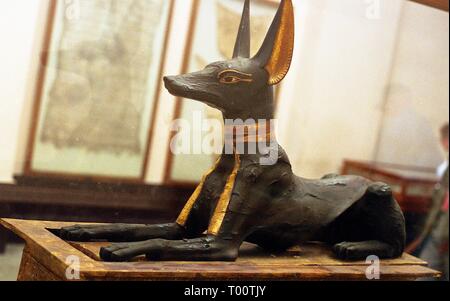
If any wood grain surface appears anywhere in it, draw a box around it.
[1,218,441,281]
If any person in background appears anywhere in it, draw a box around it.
[407,123,449,280]
[437,124,449,178]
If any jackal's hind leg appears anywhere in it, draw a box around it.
[329,182,406,260]
[245,227,302,252]
[333,241,397,260]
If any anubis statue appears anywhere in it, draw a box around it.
[60,0,406,262]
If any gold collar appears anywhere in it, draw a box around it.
[224,123,275,144]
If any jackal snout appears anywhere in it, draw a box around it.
[163,75,180,94]
[164,70,223,105]
[163,75,197,99]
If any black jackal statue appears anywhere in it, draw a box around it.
[60,0,406,262]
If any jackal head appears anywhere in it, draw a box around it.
[164,0,295,120]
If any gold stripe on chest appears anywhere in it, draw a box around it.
[176,158,220,226]
[208,153,241,235]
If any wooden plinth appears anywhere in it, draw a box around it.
[0,218,441,281]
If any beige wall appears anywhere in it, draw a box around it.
[278,0,404,178]
[375,1,449,168]
[0,0,448,183]
[0,0,47,183]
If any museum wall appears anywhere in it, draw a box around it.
[0,0,45,183]
[375,1,449,168]
[279,0,449,179]
[0,0,448,184]
[277,0,404,178]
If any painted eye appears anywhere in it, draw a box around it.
[220,76,241,84]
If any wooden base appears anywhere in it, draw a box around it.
[0,218,441,281]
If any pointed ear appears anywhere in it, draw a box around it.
[233,0,251,59]
[253,0,294,85]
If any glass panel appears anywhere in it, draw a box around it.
[30,0,172,179]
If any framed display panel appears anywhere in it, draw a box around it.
[24,0,174,182]
[165,0,280,185]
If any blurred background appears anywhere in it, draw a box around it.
[0,0,448,280]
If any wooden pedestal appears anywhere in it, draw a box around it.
[0,218,440,281]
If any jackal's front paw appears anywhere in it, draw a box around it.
[60,224,146,242]
[100,237,239,262]
[59,225,114,242]
[100,240,166,262]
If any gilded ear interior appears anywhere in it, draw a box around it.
[253,0,295,86]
